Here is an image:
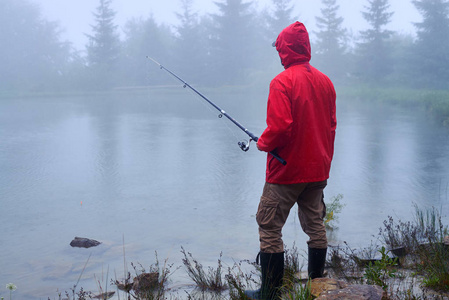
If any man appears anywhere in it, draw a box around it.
[245,22,337,299]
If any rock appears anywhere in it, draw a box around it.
[310,278,348,298]
[444,235,449,246]
[132,272,159,296]
[316,284,384,300]
[390,246,407,257]
[354,256,381,267]
[70,237,101,248]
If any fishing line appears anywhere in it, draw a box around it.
[146,56,287,165]
[187,88,244,143]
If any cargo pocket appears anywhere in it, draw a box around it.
[256,196,279,227]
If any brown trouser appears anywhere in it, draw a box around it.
[256,180,328,253]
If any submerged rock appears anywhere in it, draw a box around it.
[390,246,407,257]
[92,291,115,299]
[69,237,101,248]
[132,272,159,296]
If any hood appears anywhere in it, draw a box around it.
[274,22,311,69]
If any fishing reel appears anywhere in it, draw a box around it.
[238,139,252,152]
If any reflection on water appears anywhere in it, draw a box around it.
[0,92,448,299]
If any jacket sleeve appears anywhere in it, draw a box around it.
[257,78,293,152]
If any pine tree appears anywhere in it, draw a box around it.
[267,0,297,39]
[173,0,207,83]
[85,0,121,88]
[0,0,71,92]
[209,0,256,84]
[357,0,394,84]
[412,0,449,89]
[121,15,174,86]
[314,0,348,82]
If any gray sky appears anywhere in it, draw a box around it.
[37,0,420,50]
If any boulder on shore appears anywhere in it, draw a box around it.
[311,278,384,300]
[316,283,384,300]
[70,237,101,248]
[310,278,348,298]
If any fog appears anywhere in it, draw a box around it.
[38,0,420,50]
[1,1,449,299]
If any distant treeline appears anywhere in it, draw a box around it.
[1,0,449,94]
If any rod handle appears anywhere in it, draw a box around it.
[250,135,287,165]
[269,151,287,165]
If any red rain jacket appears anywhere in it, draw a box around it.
[257,22,337,184]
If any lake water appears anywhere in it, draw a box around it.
[1,89,448,299]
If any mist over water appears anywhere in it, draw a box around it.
[2,0,449,298]
[0,91,448,299]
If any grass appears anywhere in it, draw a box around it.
[180,246,227,293]
[283,278,313,300]
[413,207,449,292]
[38,205,448,299]
[112,252,176,300]
[378,205,449,293]
[337,85,449,126]
[225,259,259,300]
[327,205,449,298]
[3,84,449,126]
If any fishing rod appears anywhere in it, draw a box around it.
[146,56,287,166]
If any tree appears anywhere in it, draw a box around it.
[266,0,297,40]
[254,0,297,79]
[313,0,348,83]
[412,0,449,89]
[386,33,415,86]
[0,0,72,92]
[85,0,121,89]
[209,0,256,85]
[356,0,394,84]
[172,0,208,84]
[121,15,174,86]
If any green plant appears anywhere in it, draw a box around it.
[412,206,449,291]
[414,205,448,243]
[283,243,304,288]
[363,246,398,291]
[414,208,449,291]
[284,278,313,300]
[324,194,345,229]
[5,283,16,300]
[226,260,259,300]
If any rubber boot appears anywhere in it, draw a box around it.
[244,252,284,300]
[308,247,327,279]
